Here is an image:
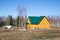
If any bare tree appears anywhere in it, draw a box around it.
[17,4,27,29]
[47,16,60,29]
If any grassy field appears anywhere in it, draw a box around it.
[0,27,60,40]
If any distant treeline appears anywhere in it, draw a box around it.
[0,15,27,27]
[47,16,60,28]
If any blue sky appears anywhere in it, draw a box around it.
[0,0,60,18]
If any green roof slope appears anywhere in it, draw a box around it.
[29,16,45,24]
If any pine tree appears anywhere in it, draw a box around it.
[16,16,19,27]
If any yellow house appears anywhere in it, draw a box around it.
[27,16,50,29]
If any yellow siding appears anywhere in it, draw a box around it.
[38,17,50,29]
[27,18,31,24]
[27,25,37,29]
[27,17,50,29]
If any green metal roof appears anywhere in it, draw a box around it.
[29,16,45,24]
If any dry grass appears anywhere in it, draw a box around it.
[0,27,60,40]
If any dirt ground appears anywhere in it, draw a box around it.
[0,27,60,40]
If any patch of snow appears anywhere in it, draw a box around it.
[4,25,12,29]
